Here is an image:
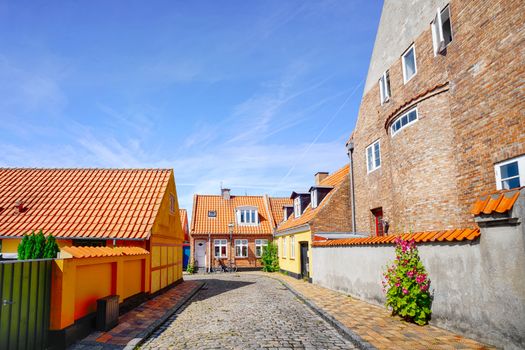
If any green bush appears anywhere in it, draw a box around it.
[383,237,432,325]
[186,262,195,274]
[261,242,279,272]
[17,230,60,260]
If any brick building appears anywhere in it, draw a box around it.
[348,0,525,235]
[190,190,291,271]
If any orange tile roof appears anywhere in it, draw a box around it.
[179,209,189,241]
[0,168,172,240]
[276,165,349,233]
[267,196,293,228]
[61,246,149,258]
[312,228,480,247]
[471,187,522,215]
[191,194,281,235]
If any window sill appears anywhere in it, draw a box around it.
[235,256,249,259]
[367,166,381,174]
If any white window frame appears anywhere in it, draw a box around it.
[255,239,268,258]
[293,197,301,218]
[379,70,391,105]
[283,207,288,222]
[431,6,452,56]
[235,239,248,258]
[402,45,417,84]
[311,189,318,209]
[366,140,381,173]
[391,107,419,136]
[214,239,228,258]
[282,237,287,258]
[236,206,258,226]
[290,236,295,259]
[495,155,525,190]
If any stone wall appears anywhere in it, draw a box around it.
[312,192,525,349]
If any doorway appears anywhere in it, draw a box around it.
[300,242,309,280]
[195,240,206,269]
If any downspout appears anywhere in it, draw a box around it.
[208,232,211,273]
[346,140,357,233]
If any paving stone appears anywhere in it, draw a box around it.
[141,273,355,349]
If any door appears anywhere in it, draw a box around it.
[300,242,309,280]
[194,240,206,269]
[372,207,384,236]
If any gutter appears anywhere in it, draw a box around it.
[274,223,311,237]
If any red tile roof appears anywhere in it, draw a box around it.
[312,228,480,247]
[61,246,149,258]
[276,165,349,232]
[0,168,172,240]
[471,187,522,215]
[191,194,289,235]
[266,196,294,228]
[179,209,189,241]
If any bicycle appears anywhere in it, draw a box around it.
[212,259,237,273]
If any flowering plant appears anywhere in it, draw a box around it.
[382,237,432,325]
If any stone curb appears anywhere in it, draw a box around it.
[124,281,205,350]
[254,273,377,350]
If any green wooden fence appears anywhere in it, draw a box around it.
[0,259,52,350]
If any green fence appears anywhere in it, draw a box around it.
[0,259,52,350]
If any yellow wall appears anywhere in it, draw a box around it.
[277,230,313,278]
[50,253,150,330]
[149,170,184,293]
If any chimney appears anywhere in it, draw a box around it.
[221,188,231,200]
[315,172,329,185]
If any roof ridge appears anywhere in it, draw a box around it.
[0,167,172,171]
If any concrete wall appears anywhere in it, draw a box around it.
[312,196,525,349]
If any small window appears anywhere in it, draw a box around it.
[208,210,217,218]
[282,237,287,258]
[311,190,318,209]
[402,45,417,83]
[290,236,295,259]
[432,6,453,55]
[379,70,391,104]
[236,207,258,225]
[391,107,419,136]
[235,239,248,258]
[214,239,228,258]
[169,194,176,214]
[255,239,268,258]
[294,197,301,218]
[495,155,525,190]
[366,140,381,173]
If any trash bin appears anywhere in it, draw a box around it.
[96,295,119,331]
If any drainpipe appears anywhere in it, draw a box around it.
[208,232,211,273]
[346,140,356,233]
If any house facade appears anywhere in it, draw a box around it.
[190,190,291,271]
[0,168,185,294]
[275,165,352,281]
[348,0,525,235]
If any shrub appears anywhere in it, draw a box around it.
[17,230,60,260]
[186,262,195,274]
[383,237,432,325]
[261,242,279,272]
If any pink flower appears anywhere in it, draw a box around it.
[407,271,415,278]
[420,284,429,292]
[402,288,409,295]
[395,283,400,287]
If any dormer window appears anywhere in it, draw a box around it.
[208,210,217,218]
[294,197,301,218]
[311,190,318,209]
[236,206,258,225]
[283,207,288,222]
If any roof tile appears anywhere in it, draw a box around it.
[471,188,522,215]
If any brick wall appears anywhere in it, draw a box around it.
[311,175,353,233]
[351,0,525,234]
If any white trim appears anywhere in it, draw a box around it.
[293,197,301,218]
[255,239,268,258]
[366,140,381,173]
[214,239,228,258]
[290,236,295,259]
[236,207,259,226]
[235,239,248,258]
[402,45,417,84]
[431,6,452,56]
[379,71,390,105]
[282,236,287,258]
[494,155,525,190]
[311,190,318,209]
[391,107,419,136]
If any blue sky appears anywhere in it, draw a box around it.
[0,1,382,212]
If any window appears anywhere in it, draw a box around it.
[282,237,287,258]
[495,155,525,190]
[402,45,417,83]
[283,207,288,222]
[169,193,176,214]
[290,236,295,259]
[311,190,318,209]
[432,6,453,55]
[391,107,418,136]
[379,70,391,104]
[366,140,381,173]
[372,208,384,237]
[255,239,268,258]
[208,210,217,218]
[294,197,301,218]
[214,239,227,258]
[236,207,258,225]
[235,239,248,257]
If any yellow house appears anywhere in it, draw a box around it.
[0,168,184,294]
[275,165,350,281]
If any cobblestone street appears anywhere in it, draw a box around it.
[141,273,355,349]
